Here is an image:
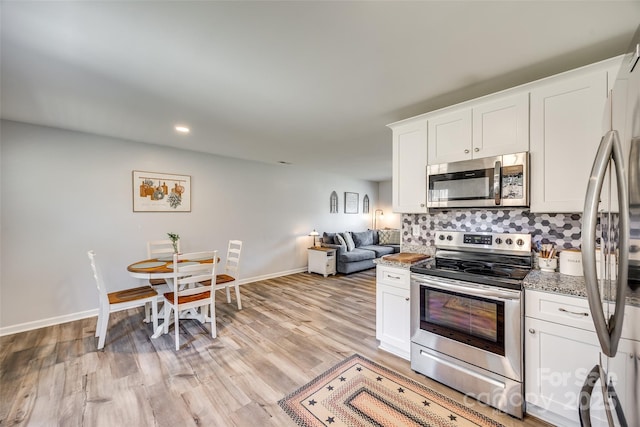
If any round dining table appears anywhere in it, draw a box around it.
[127,255,218,338]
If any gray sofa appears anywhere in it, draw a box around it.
[321,229,400,274]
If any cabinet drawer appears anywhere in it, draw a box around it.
[526,291,595,332]
[376,266,409,289]
[525,290,640,340]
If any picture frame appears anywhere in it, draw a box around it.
[344,192,359,214]
[133,170,191,212]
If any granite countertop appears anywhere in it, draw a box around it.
[386,247,640,307]
[524,270,640,307]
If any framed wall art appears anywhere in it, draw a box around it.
[133,170,191,212]
[344,192,359,214]
[330,191,339,213]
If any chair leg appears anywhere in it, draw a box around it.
[234,283,242,310]
[225,285,231,304]
[210,301,217,339]
[164,305,172,335]
[144,301,151,323]
[95,309,102,338]
[151,299,158,333]
[97,305,109,350]
[174,311,180,351]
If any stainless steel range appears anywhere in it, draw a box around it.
[410,230,532,419]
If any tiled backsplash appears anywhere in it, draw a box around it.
[402,209,606,249]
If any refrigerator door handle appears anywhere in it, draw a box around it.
[579,363,629,427]
[582,130,629,357]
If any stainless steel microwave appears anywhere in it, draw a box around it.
[427,152,529,208]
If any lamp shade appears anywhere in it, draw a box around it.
[309,229,319,237]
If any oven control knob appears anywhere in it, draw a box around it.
[446,235,453,241]
[505,238,513,245]
[495,238,503,245]
[516,238,525,246]
[439,235,445,241]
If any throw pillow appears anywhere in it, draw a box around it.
[388,229,401,244]
[351,230,374,247]
[342,232,356,252]
[322,232,337,244]
[335,233,347,248]
[379,229,401,245]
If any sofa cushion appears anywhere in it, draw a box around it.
[322,232,337,244]
[359,245,396,257]
[342,232,356,252]
[379,229,401,245]
[338,248,375,263]
[335,233,347,247]
[351,230,375,247]
[371,229,379,245]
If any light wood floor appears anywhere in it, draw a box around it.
[1,270,553,426]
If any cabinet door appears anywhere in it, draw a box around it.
[427,109,472,164]
[376,283,410,359]
[530,70,608,212]
[392,120,428,213]
[472,92,529,158]
[525,317,634,427]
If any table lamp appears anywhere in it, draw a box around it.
[309,229,320,247]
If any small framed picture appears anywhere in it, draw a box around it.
[133,171,191,212]
[344,192,359,214]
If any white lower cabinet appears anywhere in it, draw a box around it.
[525,290,639,426]
[376,266,411,360]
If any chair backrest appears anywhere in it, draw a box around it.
[172,251,218,301]
[147,239,180,259]
[224,240,242,278]
[88,250,107,302]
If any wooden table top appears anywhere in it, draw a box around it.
[127,257,216,274]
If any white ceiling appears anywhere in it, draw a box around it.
[2,1,639,181]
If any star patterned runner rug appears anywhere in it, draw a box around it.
[278,354,506,427]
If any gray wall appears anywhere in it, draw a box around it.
[0,120,380,333]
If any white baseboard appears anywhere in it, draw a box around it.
[0,309,99,337]
[0,268,308,337]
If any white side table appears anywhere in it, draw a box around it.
[307,247,336,277]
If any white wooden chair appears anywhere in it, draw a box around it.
[219,240,243,309]
[88,250,158,350]
[146,239,180,286]
[163,250,218,350]
[200,240,243,310]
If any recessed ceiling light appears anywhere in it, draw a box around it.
[175,125,190,134]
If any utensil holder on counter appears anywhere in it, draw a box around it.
[538,256,558,272]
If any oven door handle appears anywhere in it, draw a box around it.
[412,276,521,301]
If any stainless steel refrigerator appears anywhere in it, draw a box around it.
[580,25,640,427]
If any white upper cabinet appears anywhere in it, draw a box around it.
[428,92,529,165]
[391,120,428,213]
[529,64,615,213]
[427,109,472,164]
[472,93,530,159]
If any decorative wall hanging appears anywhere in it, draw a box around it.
[344,192,359,214]
[133,170,191,212]
[362,194,370,214]
[330,191,339,213]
